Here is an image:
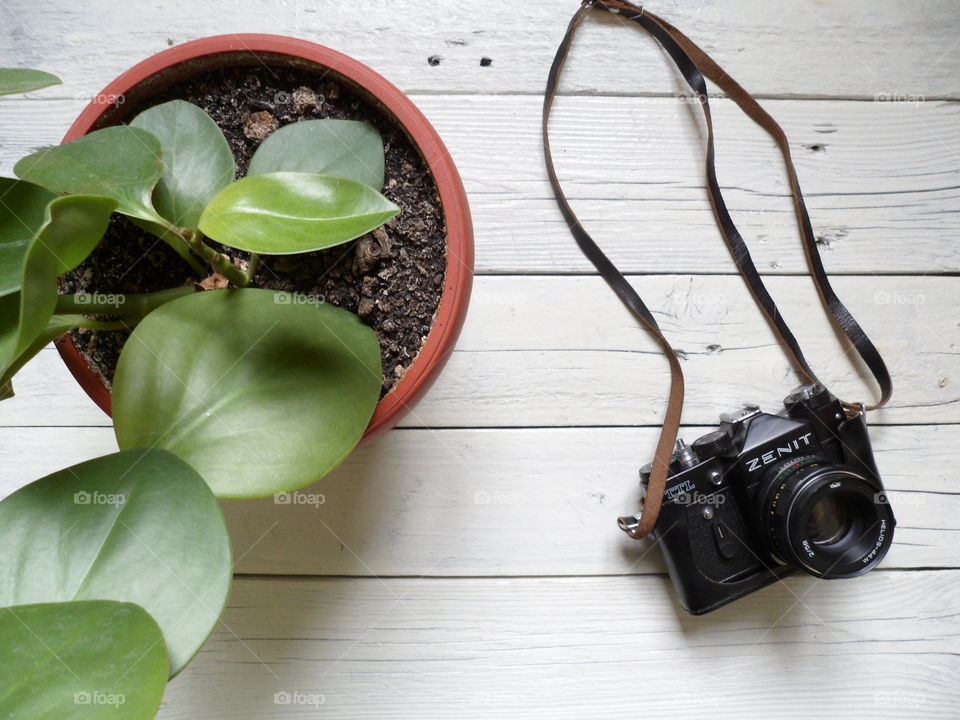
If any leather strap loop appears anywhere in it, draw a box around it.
[543,0,892,539]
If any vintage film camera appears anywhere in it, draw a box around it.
[631,384,896,615]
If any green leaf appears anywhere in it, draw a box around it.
[0,189,116,384]
[0,177,58,298]
[198,171,399,255]
[0,292,18,372]
[14,126,172,228]
[0,379,11,399]
[0,313,86,397]
[130,100,236,231]
[0,69,61,96]
[16,196,116,357]
[0,448,232,676]
[0,600,167,720]
[0,195,116,374]
[113,288,382,498]
[248,119,385,189]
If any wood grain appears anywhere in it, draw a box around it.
[0,2,956,717]
[1,425,955,576]
[2,276,954,428]
[1,0,958,98]
[152,572,960,719]
[1,96,957,275]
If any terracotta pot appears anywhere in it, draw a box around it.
[56,34,473,442]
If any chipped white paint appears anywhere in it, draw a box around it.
[0,1,957,718]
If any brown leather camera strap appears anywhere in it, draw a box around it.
[543,0,893,539]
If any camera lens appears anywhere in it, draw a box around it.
[806,495,850,546]
[762,457,895,578]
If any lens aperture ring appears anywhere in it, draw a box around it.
[764,456,823,566]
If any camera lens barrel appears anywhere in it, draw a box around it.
[762,457,895,578]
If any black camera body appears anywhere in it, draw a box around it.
[639,384,895,615]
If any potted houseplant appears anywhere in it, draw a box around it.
[0,36,471,719]
[57,34,473,440]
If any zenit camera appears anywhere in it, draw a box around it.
[629,384,896,615]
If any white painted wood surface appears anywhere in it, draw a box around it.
[0,1,958,718]
[3,97,959,275]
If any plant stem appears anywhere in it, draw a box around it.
[245,253,261,284]
[159,226,207,275]
[55,285,196,316]
[185,231,249,287]
[73,317,136,331]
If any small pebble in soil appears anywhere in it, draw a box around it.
[242,110,278,141]
[357,297,376,317]
[292,86,317,113]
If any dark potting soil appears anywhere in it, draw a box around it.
[63,65,447,395]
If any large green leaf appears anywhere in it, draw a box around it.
[131,100,236,231]
[14,126,172,228]
[0,448,232,676]
[248,119,385,189]
[113,288,382,498]
[0,68,61,96]
[198,171,399,255]
[0,194,116,374]
[0,177,58,298]
[0,600,167,720]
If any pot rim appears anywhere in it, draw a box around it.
[55,33,473,442]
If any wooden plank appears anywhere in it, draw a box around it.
[1,0,958,98]
[2,275,955,428]
[2,425,955,575]
[152,572,960,719]
[1,96,957,275]
[1,3,954,714]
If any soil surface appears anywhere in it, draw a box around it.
[63,65,447,395]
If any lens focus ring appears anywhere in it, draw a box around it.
[762,456,895,578]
